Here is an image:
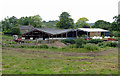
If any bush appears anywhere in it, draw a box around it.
[105,41,118,47]
[98,41,118,47]
[68,45,76,48]
[19,45,26,48]
[51,46,58,49]
[75,38,86,48]
[98,42,106,48]
[87,39,103,44]
[38,45,49,49]
[29,46,36,48]
[84,44,99,51]
[112,31,119,37]
[9,41,17,44]
[61,39,75,44]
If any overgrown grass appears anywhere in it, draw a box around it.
[84,44,99,51]
[2,47,118,74]
[2,35,118,74]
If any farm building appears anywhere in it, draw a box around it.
[19,25,110,40]
[21,28,77,40]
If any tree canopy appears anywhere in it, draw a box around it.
[1,15,42,35]
[76,17,90,28]
[112,15,120,31]
[56,12,74,29]
[92,20,111,30]
[18,15,42,28]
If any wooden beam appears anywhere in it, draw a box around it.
[87,32,88,41]
[66,33,67,38]
[76,30,77,38]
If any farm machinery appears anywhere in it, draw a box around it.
[13,35,24,43]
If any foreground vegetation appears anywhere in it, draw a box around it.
[2,47,118,74]
[2,35,119,74]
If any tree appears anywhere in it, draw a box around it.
[32,15,42,28]
[42,20,58,28]
[11,27,21,35]
[92,20,111,30]
[18,15,42,28]
[56,12,74,29]
[112,15,120,31]
[2,16,18,31]
[76,17,90,28]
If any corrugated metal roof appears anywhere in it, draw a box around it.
[22,27,109,35]
[34,28,74,35]
[78,28,109,32]
[23,28,74,35]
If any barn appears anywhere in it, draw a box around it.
[21,28,77,40]
[19,25,110,40]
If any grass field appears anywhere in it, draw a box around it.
[1,35,118,74]
[2,47,118,74]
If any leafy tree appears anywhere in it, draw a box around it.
[42,20,58,28]
[18,15,42,28]
[76,17,90,28]
[11,27,21,35]
[92,20,111,30]
[32,15,42,28]
[56,12,74,29]
[2,16,18,31]
[112,15,120,31]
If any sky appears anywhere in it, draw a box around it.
[0,0,119,23]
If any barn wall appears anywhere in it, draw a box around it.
[90,32,101,37]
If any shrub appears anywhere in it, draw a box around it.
[114,37,119,41]
[20,45,26,48]
[75,37,86,48]
[29,46,36,48]
[61,39,75,44]
[84,44,99,51]
[98,42,106,48]
[87,39,103,44]
[9,41,17,44]
[51,46,58,49]
[112,31,119,37]
[105,41,118,47]
[38,45,49,49]
[68,45,76,48]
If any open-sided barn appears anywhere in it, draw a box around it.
[19,25,110,40]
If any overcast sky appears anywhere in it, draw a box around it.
[0,0,119,23]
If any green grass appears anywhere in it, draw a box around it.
[1,35,118,74]
[2,47,118,74]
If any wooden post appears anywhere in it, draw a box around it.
[72,31,74,38]
[61,34,63,39]
[104,32,105,37]
[87,32,88,41]
[66,32,67,38]
[52,35,53,43]
[76,30,77,38]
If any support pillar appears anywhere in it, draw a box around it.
[66,32,67,38]
[76,30,77,38]
[87,32,88,41]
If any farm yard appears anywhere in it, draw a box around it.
[1,35,119,74]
